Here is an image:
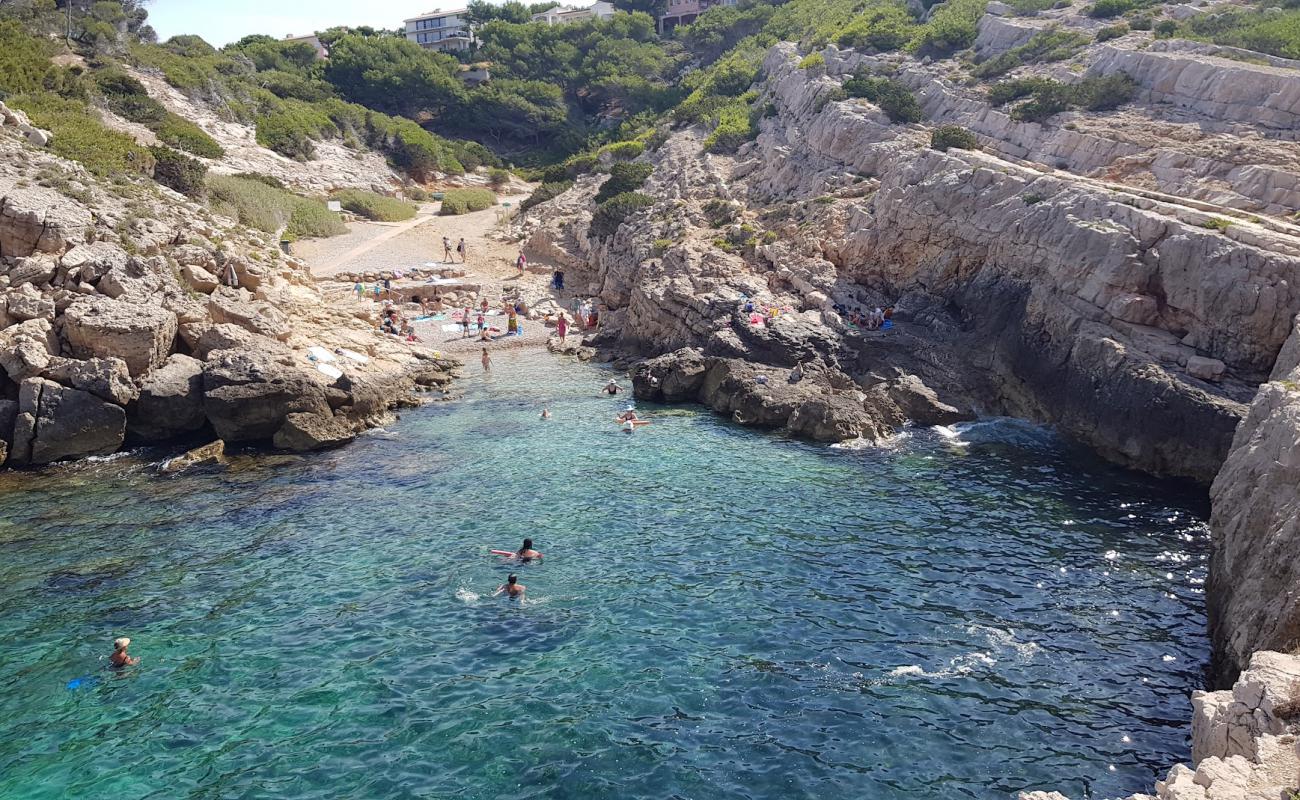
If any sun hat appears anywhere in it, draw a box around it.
[113,637,130,650]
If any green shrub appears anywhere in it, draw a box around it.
[970,28,1091,79]
[837,2,918,52]
[154,113,224,158]
[1010,81,1075,121]
[703,98,759,153]
[589,191,654,239]
[521,180,574,211]
[11,93,154,177]
[703,199,740,227]
[439,188,497,216]
[987,77,1058,105]
[487,167,512,189]
[1128,15,1153,30]
[0,20,60,98]
[231,172,286,189]
[1201,217,1231,232]
[798,52,826,70]
[1072,73,1137,110]
[1003,0,1057,15]
[1023,193,1045,204]
[930,125,979,151]
[1087,0,1140,18]
[331,189,418,222]
[1185,7,1300,60]
[910,0,989,56]
[601,140,646,160]
[207,174,346,238]
[1096,24,1129,41]
[595,161,654,204]
[255,99,336,160]
[1153,19,1178,38]
[843,72,923,123]
[150,145,207,196]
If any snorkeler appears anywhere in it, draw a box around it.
[495,574,526,599]
[109,637,139,668]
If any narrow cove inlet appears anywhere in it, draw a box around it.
[0,353,1210,799]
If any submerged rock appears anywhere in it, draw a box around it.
[272,411,358,452]
[160,439,225,473]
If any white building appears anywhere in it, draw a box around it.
[404,8,474,53]
[282,33,328,60]
[530,1,618,25]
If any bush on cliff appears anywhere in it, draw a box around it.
[95,68,226,158]
[910,0,988,56]
[1185,7,1300,60]
[208,175,346,239]
[439,188,497,216]
[930,125,979,151]
[521,180,574,212]
[703,97,761,153]
[1087,0,1141,18]
[595,162,653,204]
[10,92,155,177]
[836,2,916,52]
[150,145,207,196]
[331,189,418,222]
[842,72,923,123]
[1096,24,1129,42]
[970,27,1091,79]
[589,191,654,239]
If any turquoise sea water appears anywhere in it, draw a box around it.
[0,353,1210,800]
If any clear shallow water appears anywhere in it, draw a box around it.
[0,353,1210,800]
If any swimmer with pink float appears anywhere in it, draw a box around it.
[490,538,543,561]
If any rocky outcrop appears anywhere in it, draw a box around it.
[8,377,126,465]
[128,354,206,442]
[61,296,178,376]
[1020,651,1300,800]
[1206,316,1300,685]
[272,411,359,452]
[201,350,330,443]
[0,183,91,258]
[632,348,945,443]
[159,439,225,473]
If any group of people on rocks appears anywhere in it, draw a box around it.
[836,304,892,331]
[380,301,422,342]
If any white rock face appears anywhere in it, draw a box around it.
[1020,652,1300,800]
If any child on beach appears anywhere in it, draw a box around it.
[556,313,568,341]
[461,307,471,338]
[476,312,486,336]
[481,347,491,372]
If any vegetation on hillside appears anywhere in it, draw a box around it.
[331,189,419,222]
[208,175,346,239]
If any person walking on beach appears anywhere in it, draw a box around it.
[443,236,452,262]
[494,574,525,599]
[556,313,568,342]
[109,637,139,668]
[481,347,492,372]
[457,237,466,263]
[516,250,527,277]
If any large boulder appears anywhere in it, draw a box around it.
[60,241,129,284]
[97,255,165,300]
[272,411,358,452]
[128,354,206,441]
[207,287,292,341]
[0,317,58,381]
[179,322,290,360]
[8,377,125,465]
[61,296,178,376]
[42,356,137,405]
[202,350,330,442]
[3,284,55,322]
[787,394,885,442]
[7,255,58,288]
[0,184,92,258]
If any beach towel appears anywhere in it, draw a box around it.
[441,323,463,333]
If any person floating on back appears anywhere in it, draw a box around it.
[109,637,139,669]
[495,574,525,599]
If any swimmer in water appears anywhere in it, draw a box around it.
[540,408,552,420]
[604,380,621,395]
[108,637,139,668]
[515,538,543,561]
[616,409,639,422]
[494,574,525,599]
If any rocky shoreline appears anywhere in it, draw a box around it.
[0,107,460,470]
[523,33,1300,799]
